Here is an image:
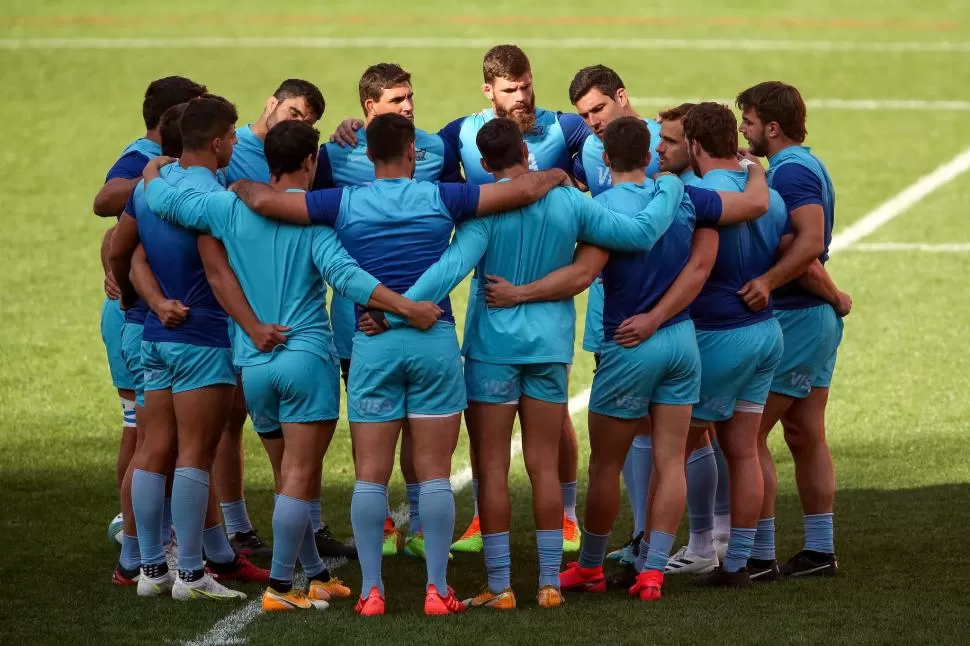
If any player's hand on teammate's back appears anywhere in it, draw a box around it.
[358,312,386,336]
[737,277,771,312]
[402,301,443,331]
[613,312,662,348]
[246,323,290,352]
[142,155,178,182]
[331,119,365,147]
[156,299,190,328]
[104,270,122,300]
[736,148,763,167]
[836,291,853,317]
[484,275,523,308]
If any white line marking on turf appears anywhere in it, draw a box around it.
[845,242,970,252]
[184,388,592,646]
[2,37,970,53]
[631,97,970,111]
[829,147,970,252]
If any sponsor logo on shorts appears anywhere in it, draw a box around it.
[354,397,395,416]
[480,379,516,398]
[614,394,649,412]
[699,394,733,417]
[786,370,814,393]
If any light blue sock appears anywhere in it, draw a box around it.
[632,436,652,536]
[723,527,756,572]
[120,534,141,570]
[473,479,480,516]
[406,482,422,535]
[351,481,387,595]
[561,481,578,521]
[309,498,322,532]
[419,478,455,592]
[634,534,650,572]
[686,445,716,534]
[171,467,210,573]
[131,469,166,566]
[578,529,609,568]
[711,439,731,518]
[202,523,236,564]
[219,499,253,535]
[271,494,311,584]
[621,447,637,523]
[645,531,676,573]
[162,497,173,546]
[752,517,776,560]
[483,531,511,593]
[536,529,563,589]
[804,513,834,553]
[299,516,327,579]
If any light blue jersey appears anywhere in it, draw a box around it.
[398,177,688,364]
[578,118,663,197]
[224,125,270,184]
[144,181,381,367]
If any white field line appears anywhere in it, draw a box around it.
[631,97,970,111]
[184,388,592,646]
[845,242,970,252]
[2,37,970,53]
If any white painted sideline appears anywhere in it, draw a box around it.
[184,389,592,646]
[2,37,970,53]
[631,97,970,111]
[184,144,970,645]
[845,242,970,252]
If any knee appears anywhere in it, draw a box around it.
[782,419,822,454]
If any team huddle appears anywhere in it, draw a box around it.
[96,44,849,616]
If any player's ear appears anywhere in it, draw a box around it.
[480,158,493,175]
[482,83,493,102]
[363,98,375,118]
[766,121,780,139]
[615,88,629,108]
[265,96,279,115]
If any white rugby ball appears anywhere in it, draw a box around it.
[108,512,124,548]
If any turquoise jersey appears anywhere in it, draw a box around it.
[143,181,380,367]
[691,169,790,330]
[398,177,687,364]
[579,118,663,197]
[224,125,270,184]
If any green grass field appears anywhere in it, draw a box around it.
[3,0,970,643]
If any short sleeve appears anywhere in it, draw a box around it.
[558,113,593,157]
[437,118,464,160]
[439,135,464,183]
[772,164,824,212]
[312,145,335,190]
[684,186,723,227]
[105,151,150,182]
[437,183,481,223]
[124,192,137,218]
[305,187,344,226]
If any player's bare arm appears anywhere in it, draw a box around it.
[130,244,188,328]
[232,180,311,224]
[93,178,140,218]
[475,168,569,215]
[107,215,140,309]
[715,162,770,224]
[485,243,609,308]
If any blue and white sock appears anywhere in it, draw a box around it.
[419,478,454,592]
[536,529,563,589]
[120,534,141,571]
[578,529,609,568]
[723,527,756,573]
[220,499,253,535]
[309,498,322,533]
[270,494,311,584]
[711,439,731,539]
[131,469,166,567]
[202,524,236,564]
[483,531,511,593]
[561,481,578,522]
[644,531,676,573]
[686,445,716,558]
[804,513,834,553]
[631,435,653,536]
[752,517,776,560]
[406,482,422,535]
[351,481,387,595]
[171,467,210,574]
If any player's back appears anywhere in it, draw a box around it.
[597,180,696,342]
[316,127,450,188]
[692,169,787,330]
[582,118,663,197]
[135,163,228,346]
[224,125,270,184]
[463,186,587,364]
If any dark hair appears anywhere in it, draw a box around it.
[658,102,696,123]
[603,117,651,172]
[143,76,207,129]
[477,118,525,171]
[483,44,531,83]
[264,121,320,180]
[568,65,624,105]
[158,103,188,157]
[179,95,238,151]
[736,81,807,142]
[683,102,738,159]
[273,79,325,121]
[359,63,412,109]
[365,113,415,163]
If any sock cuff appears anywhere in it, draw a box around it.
[133,468,167,484]
[560,481,578,489]
[804,513,834,521]
[483,531,510,540]
[687,444,715,463]
[202,524,225,535]
[275,493,311,507]
[536,529,562,539]
[309,498,320,505]
[758,517,776,527]
[730,527,757,538]
[418,478,452,494]
[582,528,610,540]
[632,435,653,449]
[174,466,210,485]
[354,480,387,495]
[219,499,245,510]
[406,482,421,493]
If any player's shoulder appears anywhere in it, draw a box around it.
[415,128,445,154]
